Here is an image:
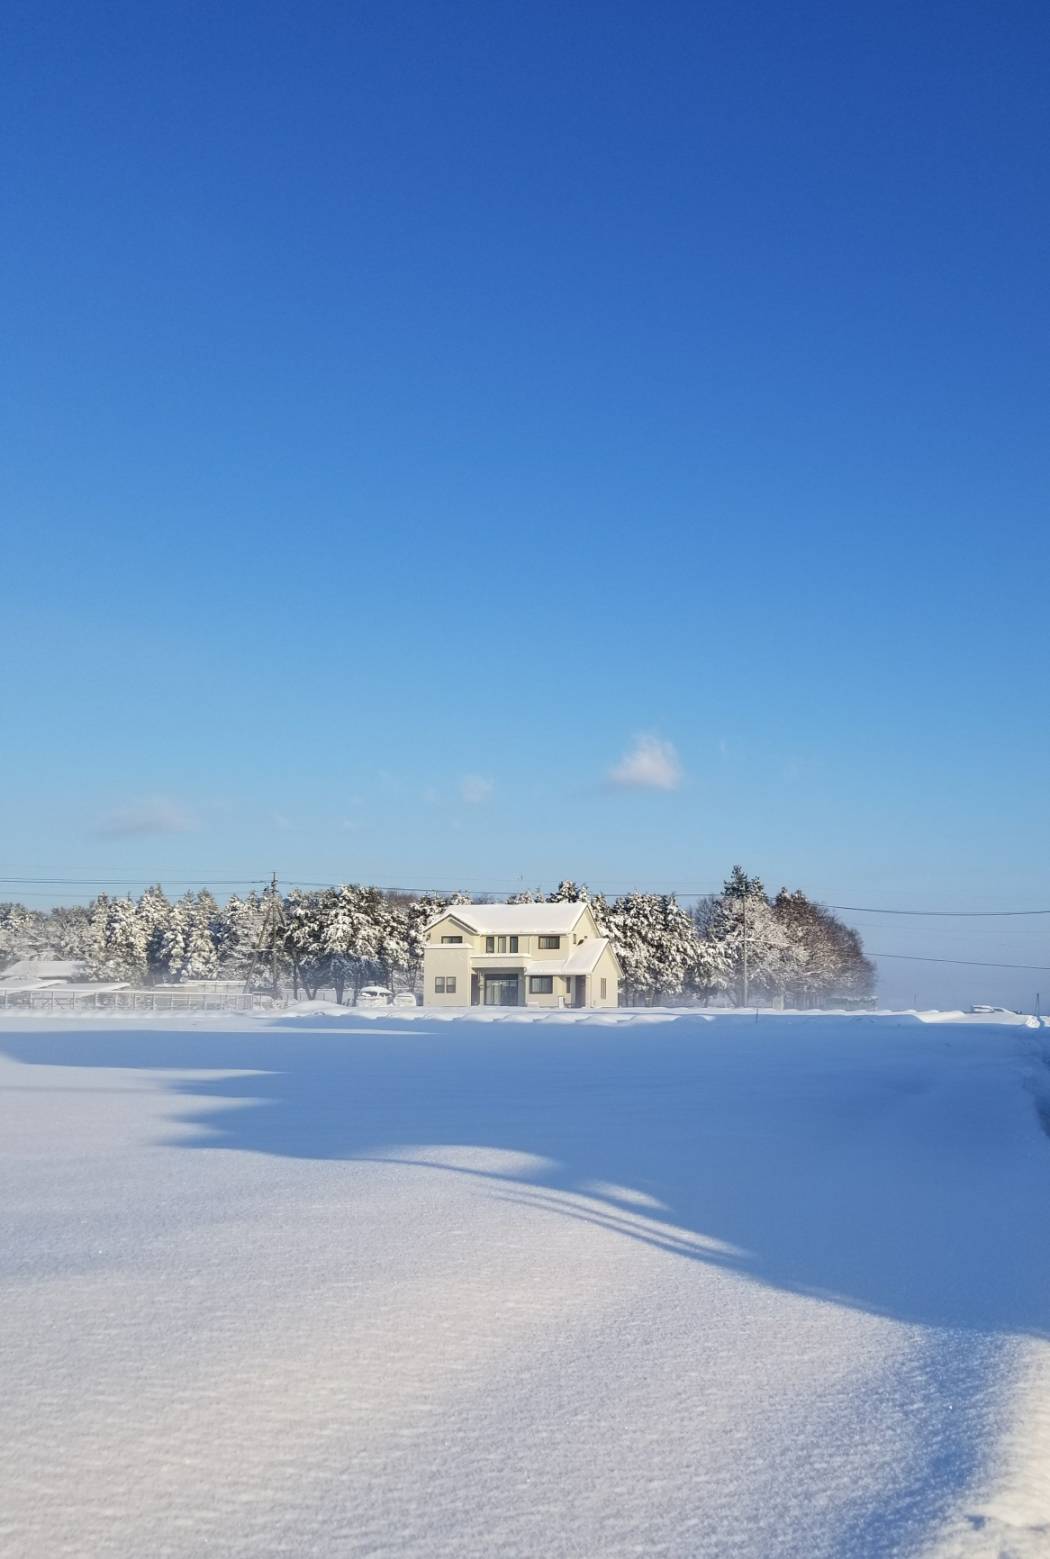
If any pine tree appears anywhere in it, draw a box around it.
[136,885,173,982]
[0,903,47,967]
[700,868,790,1005]
[180,892,219,980]
[215,892,266,978]
[86,895,148,983]
[158,901,188,982]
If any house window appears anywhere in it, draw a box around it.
[529,975,554,994]
[486,935,519,953]
[485,936,494,952]
[441,935,462,944]
[446,976,457,994]
[435,977,445,993]
[600,978,607,999]
[538,936,561,950]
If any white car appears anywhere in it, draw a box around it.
[357,985,392,1008]
[392,991,419,1008]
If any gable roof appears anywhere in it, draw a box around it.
[430,901,591,935]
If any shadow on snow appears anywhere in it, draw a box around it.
[2,1014,1048,1345]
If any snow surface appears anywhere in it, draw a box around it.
[1,1010,1048,1558]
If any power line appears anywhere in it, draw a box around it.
[3,873,1050,920]
[829,904,1050,918]
[870,951,1050,972]
[0,877,265,887]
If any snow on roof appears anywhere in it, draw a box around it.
[0,957,86,984]
[522,939,614,976]
[434,902,590,935]
[0,981,130,995]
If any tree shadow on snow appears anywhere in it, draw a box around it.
[2,1015,1048,1347]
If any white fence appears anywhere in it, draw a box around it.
[0,989,280,1014]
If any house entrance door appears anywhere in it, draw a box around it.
[483,973,520,1006]
[573,976,587,1008]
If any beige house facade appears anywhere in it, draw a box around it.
[423,902,622,1009]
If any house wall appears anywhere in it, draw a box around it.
[423,944,471,1005]
[524,972,575,1008]
[426,914,483,952]
[587,944,621,1007]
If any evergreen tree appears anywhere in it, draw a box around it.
[0,903,47,967]
[136,885,173,982]
[87,895,148,983]
[215,892,266,978]
[699,868,790,1005]
[180,891,219,980]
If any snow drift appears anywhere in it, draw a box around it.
[0,1011,1047,1557]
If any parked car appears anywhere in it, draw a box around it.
[392,991,419,1008]
[357,985,392,1008]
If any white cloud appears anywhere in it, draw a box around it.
[96,797,198,837]
[459,774,494,804]
[608,735,683,792]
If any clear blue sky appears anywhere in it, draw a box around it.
[3,1,1049,1005]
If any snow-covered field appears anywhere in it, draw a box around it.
[1,1010,1048,1558]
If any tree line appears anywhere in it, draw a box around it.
[0,868,874,1006]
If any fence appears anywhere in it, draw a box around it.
[0,989,281,1014]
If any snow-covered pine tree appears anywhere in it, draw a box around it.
[547,881,589,902]
[42,904,91,960]
[180,891,220,981]
[375,895,412,991]
[318,884,383,1002]
[0,903,47,968]
[281,889,327,997]
[699,868,790,1005]
[215,892,266,979]
[605,892,664,1004]
[135,885,173,983]
[86,895,148,983]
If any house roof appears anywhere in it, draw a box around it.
[0,957,86,984]
[431,902,590,935]
[530,939,621,976]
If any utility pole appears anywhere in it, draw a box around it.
[269,872,280,997]
[245,873,290,1002]
[742,894,749,1009]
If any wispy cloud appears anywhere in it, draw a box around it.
[460,774,494,804]
[608,735,683,792]
[96,797,198,837]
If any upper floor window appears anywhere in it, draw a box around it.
[485,936,519,953]
[441,935,463,944]
[538,935,561,950]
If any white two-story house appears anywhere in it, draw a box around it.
[423,901,622,1009]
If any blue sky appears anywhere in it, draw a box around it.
[3,1,1049,1005]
